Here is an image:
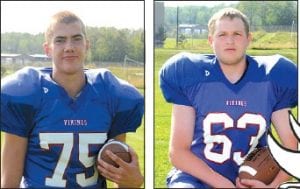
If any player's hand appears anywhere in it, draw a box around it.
[97,146,144,188]
[236,177,268,188]
[210,173,235,188]
[216,179,236,188]
[236,177,249,188]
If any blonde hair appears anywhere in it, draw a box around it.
[45,11,87,43]
[208,8,250,36]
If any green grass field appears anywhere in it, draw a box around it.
[0,64,144,188]
[154,32,298,188]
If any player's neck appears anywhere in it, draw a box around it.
[219,58,247,84]
[52,70,86,99]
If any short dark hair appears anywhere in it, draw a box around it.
[45,11,87,43]
[208,8,250,36]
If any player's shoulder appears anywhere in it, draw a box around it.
[162,52,215,71]
[86,68,143,99]
[1,66,47,97]
[250,54,297,73]
[249,54,297,87]
[160,52,216,83]
[1,67,48,110]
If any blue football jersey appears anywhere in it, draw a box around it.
[160,53,297,185]
[1,67,144,188]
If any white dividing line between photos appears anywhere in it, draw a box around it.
[145,0,154,188]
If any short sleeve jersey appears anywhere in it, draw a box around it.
[1,67,144,188]
[160,53,298,184]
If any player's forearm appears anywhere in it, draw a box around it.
[1,174,22,188]
[1,153,24,188]
[1,133,27,188]
[115,174,144,188]
[169,148,235,188]
[269,137,297,187]
[270,168,293,188]
[1,159,23,188]
[270,109,298,187]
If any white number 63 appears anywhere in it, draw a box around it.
[203,113,266,165]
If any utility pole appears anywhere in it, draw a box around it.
[176,6,179,48]
[291,20,295,48]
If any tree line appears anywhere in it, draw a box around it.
[164,1,297,32]
[1,27,144,63]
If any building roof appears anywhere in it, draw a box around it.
[29,54,49,58]
[1,53,22,57]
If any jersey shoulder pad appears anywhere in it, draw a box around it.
[86,68,143,100]
[252,54,297,109]
[1,67,43,102]
[1,67,43,136]
[160,52,215,87]
[252,54,297,88]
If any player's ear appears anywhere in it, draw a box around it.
[247,32,253,43]
[246,32,252,48]
[43,42,52,58]
[208,35,213,47]
[85,39,90,51]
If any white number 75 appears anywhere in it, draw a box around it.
[40,133,107,187]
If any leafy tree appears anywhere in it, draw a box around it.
[155,26,167,46]
[164,1,297,35]
[236,1,297,27]
[2,27,144,64]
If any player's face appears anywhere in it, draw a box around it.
[208,17,251,66]
[44,21,89,75]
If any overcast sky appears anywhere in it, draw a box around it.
[1,1,144,34]
[1,1,242,34]
[163,1,238,7]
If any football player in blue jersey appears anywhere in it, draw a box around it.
[1,11,144,188]
[160,8,298,188]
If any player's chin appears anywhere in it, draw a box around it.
[219,55,244,65]
[61,63,83,74]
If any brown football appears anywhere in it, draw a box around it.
[98,139,131,167]
[238,146,280,185]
